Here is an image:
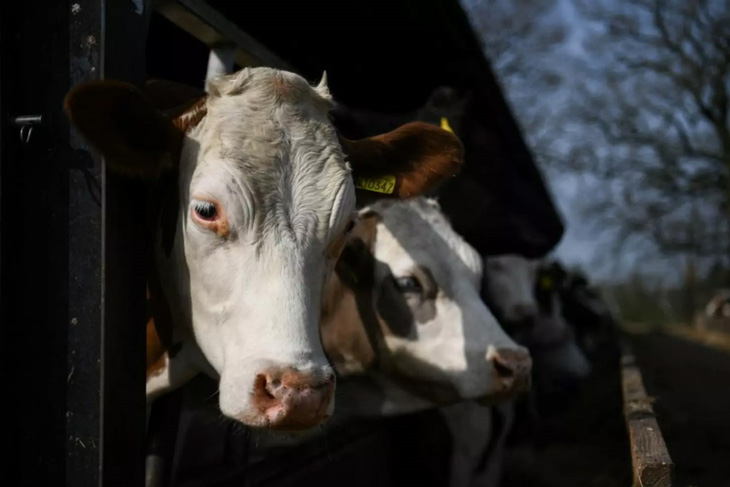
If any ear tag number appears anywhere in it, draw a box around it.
[355,175,396,194]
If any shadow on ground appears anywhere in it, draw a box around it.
[500,337,632,487]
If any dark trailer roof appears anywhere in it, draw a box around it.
[206,0,490,112]
[148,0,564,257]
[211,0,564,257]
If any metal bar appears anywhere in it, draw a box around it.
[66,1,105,485]
[205,44,235,92]
[98,1,153,486]
[155,0,295,70]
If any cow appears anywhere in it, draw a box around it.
[530,265,592,387]
[705,289,730,319]
[320,197,532,416]
[330,85,564,260]
[442,257,592,487]
[64,67,464,431]
[318,201,533,487]
[235,197,530,460]
[437,255,539,487]
[482,257,591,385]
[559,269,618,356]
[482,254,540,325]
[695,289,730,334]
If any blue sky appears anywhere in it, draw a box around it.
[462,0,606,275]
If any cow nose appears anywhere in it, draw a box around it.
[252,369,335,431]
[490,348,532,394]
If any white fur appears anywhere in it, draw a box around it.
[483,255,539,322]
[342,198,527,415]
[150,68,354,425]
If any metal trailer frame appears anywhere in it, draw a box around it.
[2,1,152,485]
[0,1,565,485]
[0,1,295,485]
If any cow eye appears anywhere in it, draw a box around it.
[192,201,217,221]
[394,276,422,294]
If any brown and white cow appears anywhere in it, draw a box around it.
[442,257,592,487]
[244,197,530,456]
[320,198,532,416]
[64,67,463,430]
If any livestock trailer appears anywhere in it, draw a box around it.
[2,1,669,487]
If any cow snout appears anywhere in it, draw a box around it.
[251,368,335,431]
[490,348,532,395]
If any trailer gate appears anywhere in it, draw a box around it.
[1,1,152,485]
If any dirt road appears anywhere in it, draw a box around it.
[630,331,730,487]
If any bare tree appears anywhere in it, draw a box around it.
[565,0,730,269]
[461,0,569,158]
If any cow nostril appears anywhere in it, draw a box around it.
[254,374,278,401]
[250,368,336,431]
[492,358,515,378]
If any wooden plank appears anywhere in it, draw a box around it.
[620,345,674,487]
[154,0,295,71]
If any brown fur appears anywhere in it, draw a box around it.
[64,81,185,180]
[321,213,458,402]
[141,100,210,379]
[146,316,167,379]
[170,97,207,135]
[321,213,432,374]
[321,215,382,373]
[340,121,464,200]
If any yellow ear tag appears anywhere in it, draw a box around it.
[354,175,396,194]
[440,117,454,134]
[540,275,553,290]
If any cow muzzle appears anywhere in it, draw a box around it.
[250,367,335,431]
[478,348,532,405]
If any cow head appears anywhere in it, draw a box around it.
[64,68,463,430]
[482,255,540,325]
[524,264,591,384]
[320,198,531,413]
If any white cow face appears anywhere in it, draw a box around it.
[322,199,531,409]
[171,69,356,428]
[65,68,465,431]
[483,255,540,324]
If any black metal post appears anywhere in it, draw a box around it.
[1,1,151,485]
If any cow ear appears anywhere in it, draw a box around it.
[64,80,184,180]
[339,121,464,203]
